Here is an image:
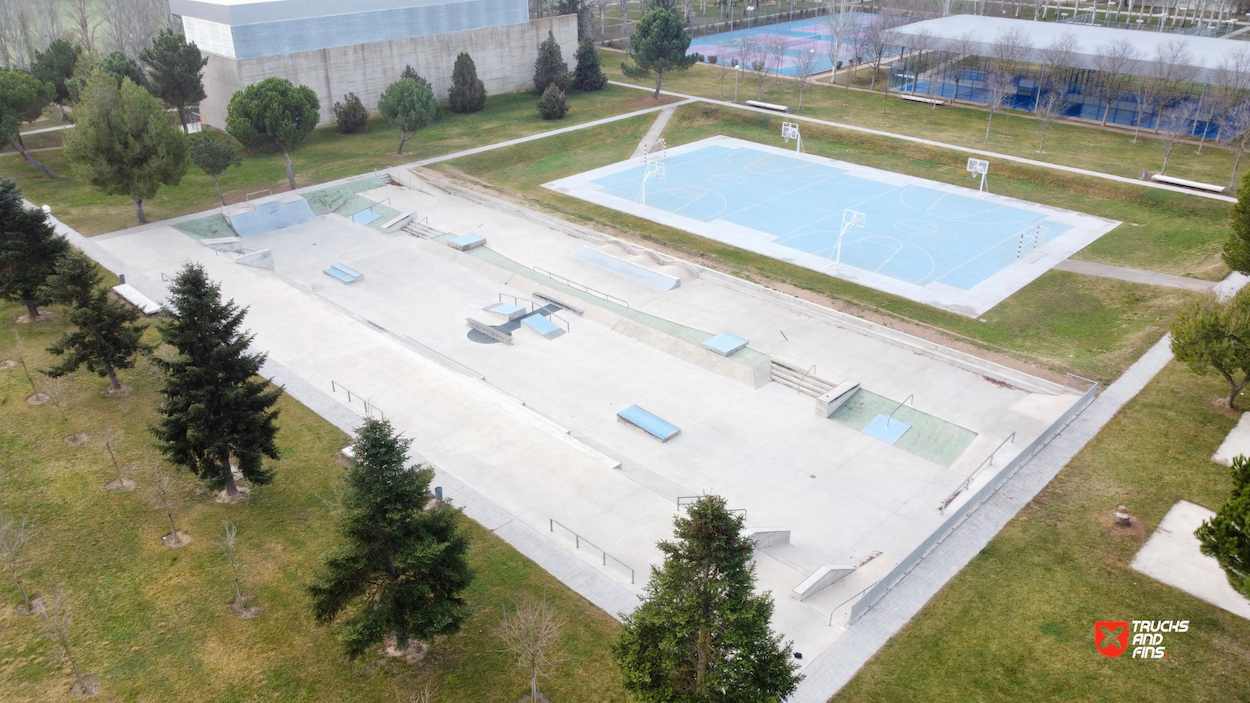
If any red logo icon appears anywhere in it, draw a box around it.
[1096,621,1129,658]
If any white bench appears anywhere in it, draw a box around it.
[1150,173,1226,193]
[744,99,791,113]
[900,94,946,106]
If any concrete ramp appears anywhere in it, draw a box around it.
[227,196,316,237]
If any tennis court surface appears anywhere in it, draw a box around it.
[544,136,1120,316]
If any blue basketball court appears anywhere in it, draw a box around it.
[544,136,1119,316]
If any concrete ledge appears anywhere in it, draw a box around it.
[111,283,163,314]
[200,236,244,251]
[236,249,274,270]
[575,246,681,291]
[816,381,860,418]
[744,527,791,548]
[449,233,486,251]
[381,212,413,231]
[793,565,857,602]
[467,318,512,345]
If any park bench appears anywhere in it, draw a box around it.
[1149,173,1225,193]
[744,99,791,113]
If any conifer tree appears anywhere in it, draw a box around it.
[613,495,801,701]
[534,30,570,95]
[0,178,69,319]
[1224,173,1250,274]
[140,29,209,132]
[153,263,281,497]
[621,7,698,99]
[309,418,472,658]
[448,52,486,114]
[188,131,242,206]
[1197,455,1250,598]
[42,250,150,392]
[573,39,606,92]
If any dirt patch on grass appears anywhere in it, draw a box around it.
[383,637,429,664]
[26,392,49,405]
[104,477,136,492]
[62,432,90,446]
[161,531,192,548]
[230,593,262,619]
[16,311,56,324]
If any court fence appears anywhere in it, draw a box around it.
[848,376,1098,624]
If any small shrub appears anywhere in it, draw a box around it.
[707,54,718,64]
[572,39,606,92]
[537,84,568,120]
[448,52,487,114]
[333,93,369,134]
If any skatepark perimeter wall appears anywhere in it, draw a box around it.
[198,15,577,128]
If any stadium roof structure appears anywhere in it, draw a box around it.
[893,15,1250,86]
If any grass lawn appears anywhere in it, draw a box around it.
[605,53,1249,190]
[431,102,1202,382]
[832,362,1250,703]
[0,85,675,236]
[0,298,624,702]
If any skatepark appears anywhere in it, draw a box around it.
[85,164,1093,670]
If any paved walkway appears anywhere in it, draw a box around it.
[1054,259,1218,293]
[631,105,680,159]
[19,123,73,136]
[607,81,1238,204]
[410,98,696,169]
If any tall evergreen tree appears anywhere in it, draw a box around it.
[448,52,486,114]
[63,70,190,224]
[534,30,570,95]
[400,64,432,91]
[0,69,58,178]
[0,178,69,319]
[188,131,242,206]
[377,78,438,155]
[153,263,281,497]
[30,40,83,118]
[613,495,801,702]
[98,51,148,90]
[226,77,320,190]
[1224,173,1250,274]
[573,39,607,92]
[309,418,473,658]
[1197,455,1250,599]
[42,250,150,391]
[140,29,209,132]
[621,7,698,99]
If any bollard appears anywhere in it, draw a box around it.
[119,274,126,284]
[434,486,443,502]
[1115,505,1131,526]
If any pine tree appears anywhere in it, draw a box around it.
[613,495,801,702]
[621,7,698,99]
[534,30,570,95]
[537,84,569,120]
[573,39,606,92]
[309,418,473,658]
[448,52,486,114]
[188,131,243,206]
[400,65,431,91]
[333,92,370,134]
[140,29,209,132]
[1224,173,1250,274]
[1197,454,1250,598]
[0,178,69,319]
[42,250,151,392]
[153,262,281,497]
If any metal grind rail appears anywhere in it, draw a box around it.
[550,519,635,584]
[533,266,630,308]
[330,380,386,421]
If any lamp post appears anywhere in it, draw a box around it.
[734,62,741,102]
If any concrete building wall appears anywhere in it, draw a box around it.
[199,15,578,129]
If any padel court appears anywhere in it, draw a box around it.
[545,136,1120,316]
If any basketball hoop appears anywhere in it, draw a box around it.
[829,209,866,270]
[966,158,989,195]
[635,161,666,210]
[782,122,803,154]
[642,138,667,162]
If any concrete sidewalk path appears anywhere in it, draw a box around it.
[1054,259,1218,293]
[607,81,1238,204]
[631,105,680,159]
[410,98,696,169]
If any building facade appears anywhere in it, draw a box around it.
[169,0,578,128]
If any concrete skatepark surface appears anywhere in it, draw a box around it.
[85,170,1087,680]
[1131,500,1250,621]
